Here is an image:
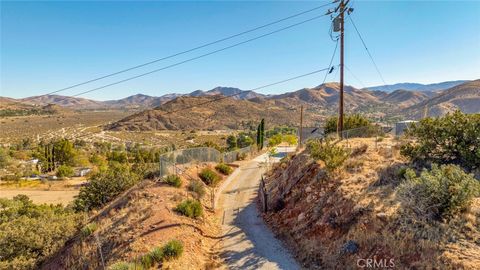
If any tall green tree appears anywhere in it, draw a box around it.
[260,118,265,150]
[53,139,77,166]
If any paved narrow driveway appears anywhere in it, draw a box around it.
[217,147,300,270]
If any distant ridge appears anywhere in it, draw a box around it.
[403,79,480,119]
[365,80,469,92]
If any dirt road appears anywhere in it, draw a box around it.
[217,148,300,269]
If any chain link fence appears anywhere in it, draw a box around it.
[158,146,255,178]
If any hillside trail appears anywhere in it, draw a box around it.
[216,146,300,270]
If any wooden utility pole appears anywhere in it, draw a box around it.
[299,105,304,147]
[337,0,345,138]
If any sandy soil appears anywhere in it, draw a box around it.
[0,178,86,204]
[0,189,79,205]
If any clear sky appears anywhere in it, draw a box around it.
[1,0,479,100]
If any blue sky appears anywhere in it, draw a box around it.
[1,0,479,100]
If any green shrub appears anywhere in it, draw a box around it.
[198,168,220,186]
[56,164,74,178]
[164,174,181,187]
[397,164,480,221]
[324,114,372,135]
[175,199,203,218]
[237,152,247,161]
[401,111,480,171]
[307,139,350,172]
[162,240,183,260]
[81,222,98,237]
[0,148,10,169]
[73,162,140,212]
[140,253,154,269]
[108,261,132,270]
[188,181,206,199]
[0,195,81,269]
[149,247,164,263]
[215,163,233,175]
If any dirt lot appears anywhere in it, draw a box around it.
[0,178,86,205]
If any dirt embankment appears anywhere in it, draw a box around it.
[41,163,227,270]
[261,137,480,269]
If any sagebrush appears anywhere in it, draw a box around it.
[397,164,480,221]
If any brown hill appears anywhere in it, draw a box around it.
[404,79,480,119]
[271,83,381,111]
[20,94,105,109]
[380,89,429,108]
[108,95,321,131]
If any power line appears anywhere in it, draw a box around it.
[43,2,335,96]
[64,13,331,100]
[344,65,365,88]
[322,39,339,85]
[63,67,331,140]
[347,14,387,85]
[158,67,331,115]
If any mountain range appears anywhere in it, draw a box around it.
[1,79,479,129]
[107,80,480,130]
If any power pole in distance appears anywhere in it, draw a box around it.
[332,0,351,139]
[299,105,304,148]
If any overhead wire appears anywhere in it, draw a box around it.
[54,12,332,102]
[43,2,335,96]
[322,39,339,85]
[344,65,366,88]
[347,14,387,85]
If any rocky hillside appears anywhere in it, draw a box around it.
[404,79,480,118]
[108,95,320,131]
[189,86,266,100]
[262,137,480,269]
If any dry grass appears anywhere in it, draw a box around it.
[262,136,480,269]
[40,163,229,270]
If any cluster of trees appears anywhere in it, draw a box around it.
[226,132,255,151]
[268,134,298,147]
[0,195,81,269]
[0,108,54,117]
[323,114,373,135]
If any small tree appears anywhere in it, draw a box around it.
[401,111,480,171]
[56,165,74,178]
[53,139,77,166]
[324,114,372,135]
[226,135,237,151]
[73,162,139,211]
